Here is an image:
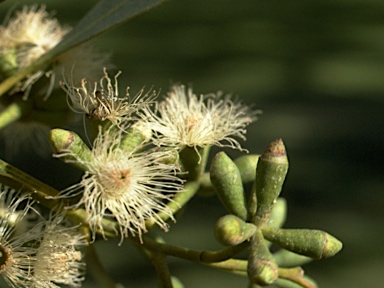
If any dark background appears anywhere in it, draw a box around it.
[1,1,383,287]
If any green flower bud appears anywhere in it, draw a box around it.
[214,214,256,246]
[253,139,289,225]
[210,152,248,220]
[49,128,92,171]
[248,230,279,285]
[198,154,260,197]
[267,197,287,229]
[262,227,343,259]
[273,249,312,267]
[119,122,152,152]
[234,154,260,184]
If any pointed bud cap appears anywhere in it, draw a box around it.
[262,227,343,259]
[253,139,289,225]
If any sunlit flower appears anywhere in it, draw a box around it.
[31,215,87,288]
[56,126,184,242]
[0,5,69,96]
[0,185,36,287]
[140,84,259,152]
[61,68,156,128]
[0,5,112,99]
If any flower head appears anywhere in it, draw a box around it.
[31,215,87,288]
[61,68,155,128]
[0,5,112,99]
[140,84,259,152]
[0,5,69,96]
[57,126,183,242]
[0,186,36,287]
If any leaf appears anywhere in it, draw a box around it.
[49,0,167,58]
[0,0,167,96]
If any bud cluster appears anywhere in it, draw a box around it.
[211,139,342,287]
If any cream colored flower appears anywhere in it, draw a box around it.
[57,126,183,241]
[0,5,69,96]
[140,84,259,151]
[0,5,112,99]
[0,186,36,287]
[31,215,87,288]
[61,68,155,128]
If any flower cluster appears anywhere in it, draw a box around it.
[0,186,86,288]
[53,66,257,243]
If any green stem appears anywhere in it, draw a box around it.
[278,268,317,288]
[0,159,64,209]
[143,247,173,288]
[206,259,247,276]
[132,236,249,264]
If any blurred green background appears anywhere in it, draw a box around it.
[1,0,384,287]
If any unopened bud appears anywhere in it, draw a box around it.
[210,152,248,220]
[49,128,92,171]
[262,227,343,259]
[253,139,288,225]
[119,121,152,152]
[234,154,260,184]
[267,197,287,229]
[214,214,256,246]
[248,230,278,285]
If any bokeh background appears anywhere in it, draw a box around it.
[1,0,383,287]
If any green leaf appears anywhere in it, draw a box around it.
[49,0,167,58]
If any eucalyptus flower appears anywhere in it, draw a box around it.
[0,186,36,287]
[61,68,155,128]
[0,5,112,99]
[0,5,69,96]
[140,84,259,152]
[30,215,87,288]
[56,126,184,242]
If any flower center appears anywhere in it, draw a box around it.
[0,243,12,271]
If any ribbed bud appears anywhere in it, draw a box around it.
[253,139,288,225]
[214,214,256,246]
[248,229,279,285]
[49,128,92,171]
[210,152,248,220]
[262,227,343,259]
